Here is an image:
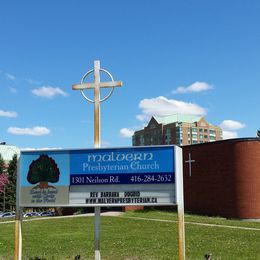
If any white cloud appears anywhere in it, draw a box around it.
[9,87,18,94]
[7,126,50,136]
[173,81,213,94]
[136,114,150,122]
[0,110,18,118]
[137,96,206,121]
[32,86,68,98]
[5,73,16,81]
[220,120,246,131]
[222,131,238,139]
[25,78,42,85]
[21,147,62,151]
[220,120,245,140]
[120,128,135,138]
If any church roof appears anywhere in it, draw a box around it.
[0,145,20,162]
[153,114,202,125]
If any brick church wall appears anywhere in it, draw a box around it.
[183,138,260,219]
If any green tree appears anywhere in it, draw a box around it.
[5,154,17,211]
[27,154,60,189]
[0,153,5,174]
[0,154,7,211]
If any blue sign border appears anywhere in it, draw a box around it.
[20,146,175,186]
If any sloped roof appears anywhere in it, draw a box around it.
[154,114,202,125]
[0,145,20,162]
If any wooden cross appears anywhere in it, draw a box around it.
[72,60,123,148]
[185,153,195,177]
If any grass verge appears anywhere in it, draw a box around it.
[0,210,259,259]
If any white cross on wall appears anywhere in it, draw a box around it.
[185,153,195,177]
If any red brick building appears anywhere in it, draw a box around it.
[183,138,260,219]
[132,114,222,146]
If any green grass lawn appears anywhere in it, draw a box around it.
[123,209,260,229]
[0,210,259,259]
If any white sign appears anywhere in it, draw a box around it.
[19,145,182,207]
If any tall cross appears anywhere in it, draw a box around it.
[72,60,123,148]
[185,153,195,177]
[72,60,123,260]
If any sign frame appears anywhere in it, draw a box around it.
[18,145,182,208]
[16,144,185,260]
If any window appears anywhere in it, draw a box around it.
[140,135,145,145]
[192,134,198,139]
[165,128,172,143]
[176,127,182,140]
[166,128,171,134]
[209,129,216,136]
[192,127,198,133]
[132,136,136,146]
[176,126,183,133]
[165,138,171,145]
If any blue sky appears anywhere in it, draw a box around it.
[0,0,259,149]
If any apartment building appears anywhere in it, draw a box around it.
[132,114,222,146]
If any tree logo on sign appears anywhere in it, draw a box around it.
[27,154,60,189]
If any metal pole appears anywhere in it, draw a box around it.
[93,60,101,260]
[94,206,101,260]
[14,158,22,260]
